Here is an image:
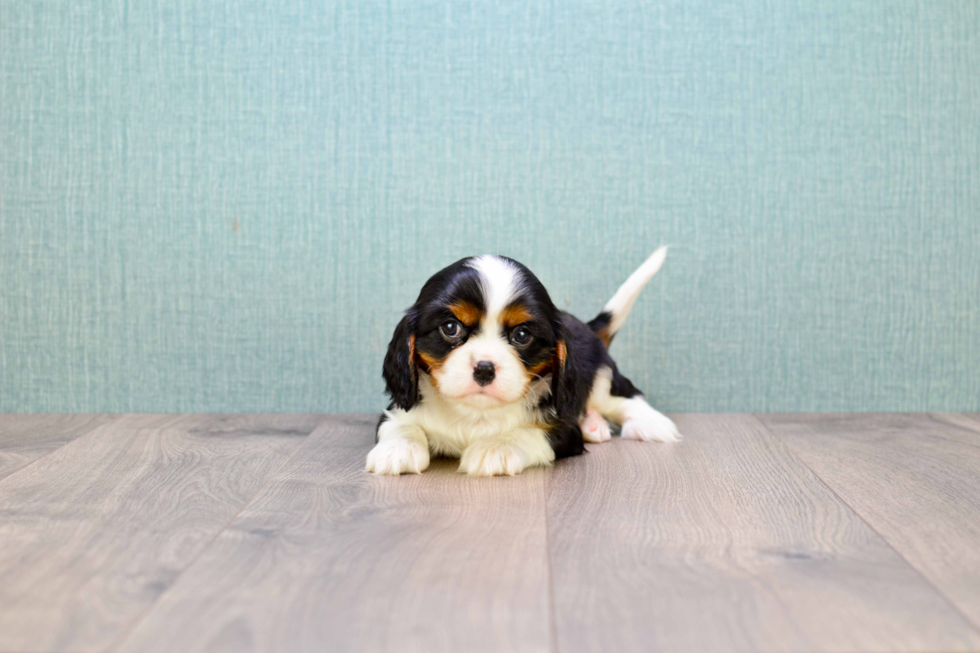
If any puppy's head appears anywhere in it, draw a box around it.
[383,255,572,413]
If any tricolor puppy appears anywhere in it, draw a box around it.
[366,247,681,477]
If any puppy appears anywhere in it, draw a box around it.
[366,247,681,477]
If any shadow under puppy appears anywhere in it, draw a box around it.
[367,247,681,477]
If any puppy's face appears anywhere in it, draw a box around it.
[384,256,562,411]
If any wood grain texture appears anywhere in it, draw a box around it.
[758,413,980,631]
[0,414,116,481]
[929,412,980,436]
[547,414,980,653]
[0,413,322,653]
[117,414,552,653]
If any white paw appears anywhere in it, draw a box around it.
[365,438,430,475]
[580,408,612,443]
[621,405,682,443]
[458,442,528,477]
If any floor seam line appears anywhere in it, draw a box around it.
[927,412,980,438]
[543,466,560,653]
[0,414,125,486]
[105,414,332,652]
[751,413,980,638]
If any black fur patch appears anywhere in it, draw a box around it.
[381,309,418,411]
[586,310,613,334]
[586,310,614,345]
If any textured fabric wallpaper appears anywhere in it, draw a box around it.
[1,1,978,413]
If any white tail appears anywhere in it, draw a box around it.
[597,246,668,341]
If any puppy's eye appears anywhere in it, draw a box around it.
[511,326,532,346]
[440,320,462,340]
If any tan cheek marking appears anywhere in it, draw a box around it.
[500,303,533,329]
[528,360,552,377]
[416,351,445,385]
[449,301,482,327]
[556,340,567,366]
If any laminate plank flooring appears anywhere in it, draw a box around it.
[0,413,323,653]
[929,412,980,436]
[117,414,552,653]
[1,413,979,653]
[0,414,115,481]
[547,414,980,652]
[758,413,980,631]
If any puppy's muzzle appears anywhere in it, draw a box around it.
[473,361,496,387]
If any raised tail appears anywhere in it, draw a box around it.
[587,246,668,347]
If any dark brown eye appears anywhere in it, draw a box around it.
[440,320,461,340]
[511,326,532,346]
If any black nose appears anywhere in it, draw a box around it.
[473,361,496,386]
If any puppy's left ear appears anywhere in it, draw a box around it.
[551,321,588,422]
[382,308,419,411]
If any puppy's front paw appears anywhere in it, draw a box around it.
[365,438,430,475]
[621,404,682,443]
[580,408,612,443]
[458,442,528,477]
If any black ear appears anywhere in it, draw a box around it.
[551,322,588,422]
[382,309,419,411]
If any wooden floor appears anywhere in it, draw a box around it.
[1,414,979,653]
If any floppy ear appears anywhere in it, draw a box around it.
[550,323,588,422]
[382,309,419,411]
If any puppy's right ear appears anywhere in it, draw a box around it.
[382,308,419,411]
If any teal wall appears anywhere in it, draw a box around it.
[2,1,978,413]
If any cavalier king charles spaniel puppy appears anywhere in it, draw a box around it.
[366,247,681,477]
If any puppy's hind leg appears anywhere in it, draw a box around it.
[588,366,681,443]
[580,408,612,443]
[617,397,681,442]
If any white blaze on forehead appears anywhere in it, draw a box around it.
[466,255,520,330]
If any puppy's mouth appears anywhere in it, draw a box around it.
[454,387,507,402]
[461,392,507,407]
[439,384,518,406]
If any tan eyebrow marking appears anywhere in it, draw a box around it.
[500,303,532,329]
[448,300,482,327]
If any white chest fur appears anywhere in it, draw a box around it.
[392,375,549,457]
